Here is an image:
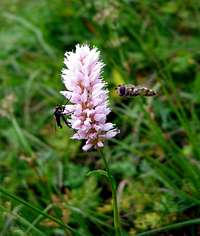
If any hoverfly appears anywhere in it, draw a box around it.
[116,84,157,97]
[54,105,71,128]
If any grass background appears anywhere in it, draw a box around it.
[1,0,200,235]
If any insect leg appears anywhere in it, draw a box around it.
[62,115,71,128]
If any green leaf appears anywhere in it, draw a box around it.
[87,170,108,178]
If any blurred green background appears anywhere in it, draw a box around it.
[1,0,200,235]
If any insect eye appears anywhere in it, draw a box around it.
[119,86,125,96]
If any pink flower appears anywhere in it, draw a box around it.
[60,44,119,151]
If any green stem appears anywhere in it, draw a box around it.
[99,150,122,236]
[0,187,81,236]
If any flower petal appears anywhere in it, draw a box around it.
[105,129,120,139]
[82,143,93,151]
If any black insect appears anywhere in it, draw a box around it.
[54,105,71,128]
[116,84,157,97]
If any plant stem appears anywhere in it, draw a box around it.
[99,150,121,236]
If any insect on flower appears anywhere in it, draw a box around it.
[116,84,157,97]
[59,44,119,151]
[54,105,71,128]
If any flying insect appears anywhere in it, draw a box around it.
[116,84,157,97]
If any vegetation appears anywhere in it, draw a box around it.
[1,0,200,235]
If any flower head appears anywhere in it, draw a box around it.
[60,44,119,151]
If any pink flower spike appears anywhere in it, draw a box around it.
[60,44,119,151]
